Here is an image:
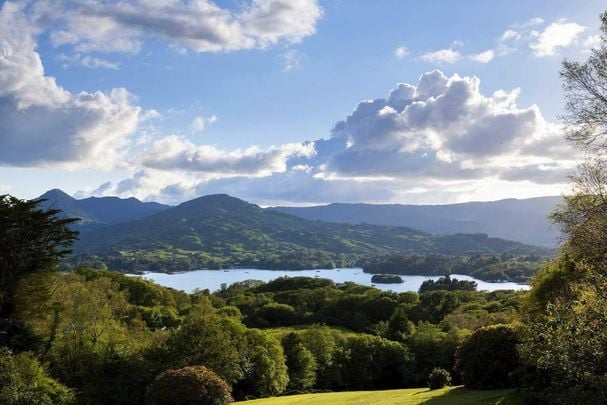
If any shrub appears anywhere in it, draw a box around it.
[454,324,519,389]
[0,347,74,405]
[427,367,451,390]
[145,366,233,405]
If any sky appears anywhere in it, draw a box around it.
[0,0,605,206]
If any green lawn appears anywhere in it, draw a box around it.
[236,386,520,405]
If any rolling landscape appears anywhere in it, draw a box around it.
[2,2,607,405]
[36,190,553,273]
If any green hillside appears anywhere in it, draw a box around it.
[72,194,551,272]
[236,387,520,405]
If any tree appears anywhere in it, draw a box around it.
[428,368,452,390]
[0,196,78,313]
[454,325,519,389]
[385,305,415,342]
[0,195,78,346]
[0,347,74,405]
[561,11,607,150]
[282,333,317,391]
[341,334,412,390]
[145,366,232,405]
[517,10,607,403]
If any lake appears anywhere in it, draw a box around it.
[136,268,529,293]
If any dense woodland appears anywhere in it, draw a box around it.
[362,254,547,283]
[1,9,607,405]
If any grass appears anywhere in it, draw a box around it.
[236,386,520,405]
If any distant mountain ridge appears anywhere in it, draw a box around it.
[68,194,551,273]
[36,189,170,232]
[270,196,562,247]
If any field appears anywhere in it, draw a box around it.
[236,386,519,405]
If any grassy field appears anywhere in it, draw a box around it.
[236,386,520,405]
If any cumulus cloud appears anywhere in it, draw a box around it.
[49,0,322,54]
[0,2,140,168]
[530,19,586,56]
[321,70,575,184]
[420,48,462,63]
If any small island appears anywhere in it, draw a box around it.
[371,274,404,284]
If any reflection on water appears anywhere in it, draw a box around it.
[136,268,529,294]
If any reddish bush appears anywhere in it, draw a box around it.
[146,366,233,405]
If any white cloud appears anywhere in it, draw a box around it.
[469,49,495,63]
[420,48,462,63]
[324,70,575,183]
[394,46,408,59]
[0,2,140,168]
[57,53,120,70]
[530,19,586,56]
[139,135,315,176]
[584,34,603,49]
[141,109,161,122]
[48,0,323,54]
[282,49,306,71]
[191,115,218,132]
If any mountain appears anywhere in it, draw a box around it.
[269,196,563,247]
[72,194,552,272]
[36,189,170,232]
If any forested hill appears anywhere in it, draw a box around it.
[270,196,562,247]
[36,189,169,232]
[71,194,552,272]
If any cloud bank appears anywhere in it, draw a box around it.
[94,70,575,205]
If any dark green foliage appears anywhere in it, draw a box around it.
[0,195,78,319]
[371,274,403,284]
[428,367,452,390]
[253,303,297,327]
[145,366,232,405]
[406,323,460,386]
[455,325,520,389]
[282,333,317,391]
[339,334,412,390]
[363,253,547,283]
[418,275,477,293]
[385,305,415,342]
[409,290,477,324]
[254,277,334,293]
[0,347,74,405]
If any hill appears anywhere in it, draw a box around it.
[36,189,169,232]
[270,196,562,247]
[236,386,520,405]
[72,194,551,272]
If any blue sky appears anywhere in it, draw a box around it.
[0,0,605,205]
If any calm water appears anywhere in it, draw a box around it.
[136,268,529,293]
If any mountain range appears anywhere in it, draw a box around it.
[37,189,169,233]
[34,190,554,272]
[270,197,562,247]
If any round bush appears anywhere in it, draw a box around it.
[427,367,451,390]
[454,324,520,389]
[146,366,233,405]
